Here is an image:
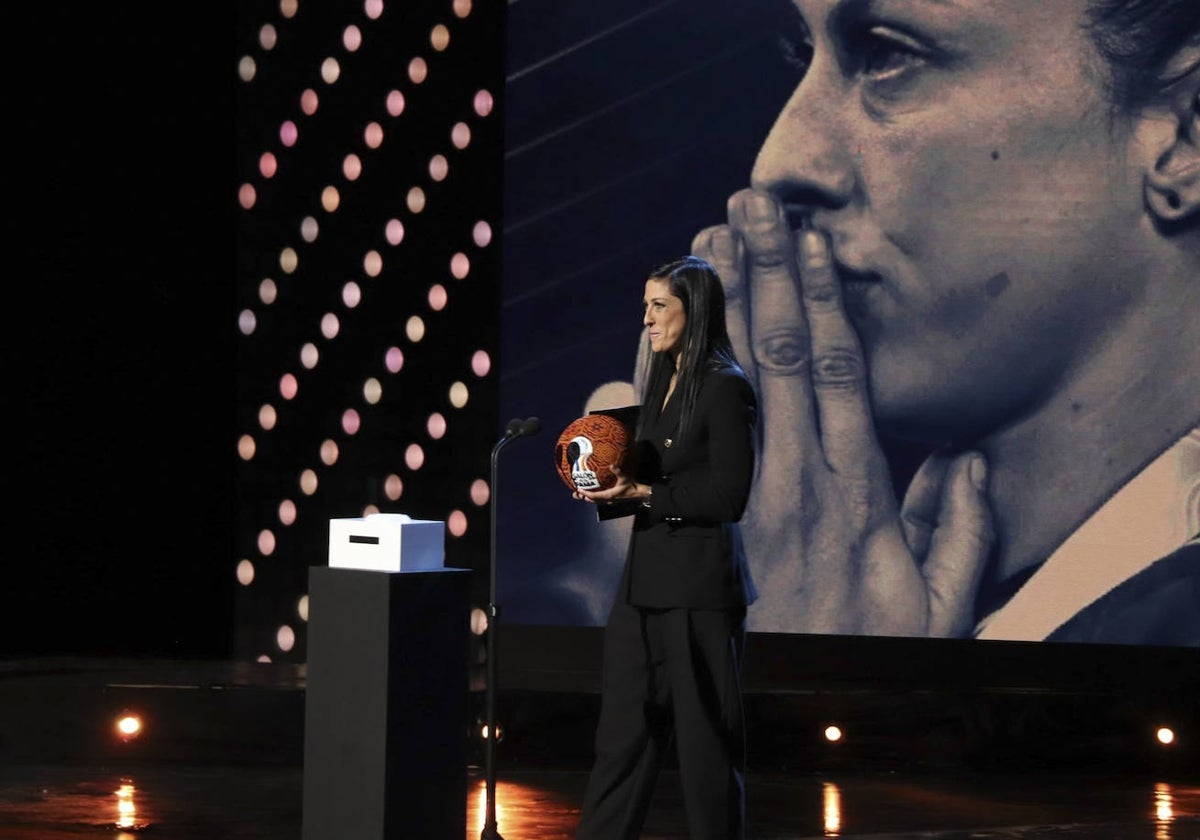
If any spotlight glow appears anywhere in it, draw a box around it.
[115,714,142,741]
[824,725,843,742]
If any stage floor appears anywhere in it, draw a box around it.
[0,658,1196,839]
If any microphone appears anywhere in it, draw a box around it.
[502,418,523,441]
[493,416,540,457]
[517,416,541,438]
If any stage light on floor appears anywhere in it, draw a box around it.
[115,713,143,742]
[822,781,843,834]
[1155,726,1176,746]
[824,724,843,743]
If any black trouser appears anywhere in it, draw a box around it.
[576,601,747,840]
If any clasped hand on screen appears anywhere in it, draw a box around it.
[692,189,995,637]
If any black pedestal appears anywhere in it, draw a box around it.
[302,566,471,840]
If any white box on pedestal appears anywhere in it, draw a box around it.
[327,513,445,572]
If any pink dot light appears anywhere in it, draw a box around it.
[365,122,384,148]
[342,408,361,435]
[280,120,298,146]
[386,90,406,116]
[280,373,299,400]
[385,219,405,245]
[259,152,278,178]
[450,253,470,279]
[405,444,425,470]
[471,350,491,377]
[278,499,297,525]
[238,183,257,209]
[343,154,363,180]
[258,529,276,556]
[448,510,467,537]
[385,346,405,373]
[474,89,494,117]
[428,284,447,311]
[427,412,446,439]
[343,25,363,51]
[301,89,319,115]
[470,479,490,506]
[365,0,384,20]
[473,221,492,247]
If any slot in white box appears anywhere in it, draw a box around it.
[327,513,445,572]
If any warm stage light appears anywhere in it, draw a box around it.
[824,725,843,743]
[1156,727,1176,746]
[115,713,143,742]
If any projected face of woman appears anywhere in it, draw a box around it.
[751,0,1147,442]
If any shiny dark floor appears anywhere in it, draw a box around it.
[1,658,1197,840]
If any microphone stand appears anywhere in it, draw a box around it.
[482,417,538,840]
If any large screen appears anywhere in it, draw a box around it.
[498,0,1200,648]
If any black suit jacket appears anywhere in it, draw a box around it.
[621,364,758,610]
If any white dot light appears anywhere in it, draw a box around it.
[452,122,471,149]
[321,57,341,84]
[280,247,298,273]
[364,250,383,277]
[429,154,448,181]
[384,474,404,500]
[406,316,426,342]
[320,439,339,466]
[301,342,319,369]
[237,559,255,585]
[363,377,382,404]
[259,278,277,304]
[238,434,256,460]
[321,312,340,339]
[301,216,319,242]
[449,381,469,408]
[259,404,277,430]
[238,309,257,335]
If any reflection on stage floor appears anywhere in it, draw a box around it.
[0,658,1195,839]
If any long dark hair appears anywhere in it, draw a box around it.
[638,255,743,444]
